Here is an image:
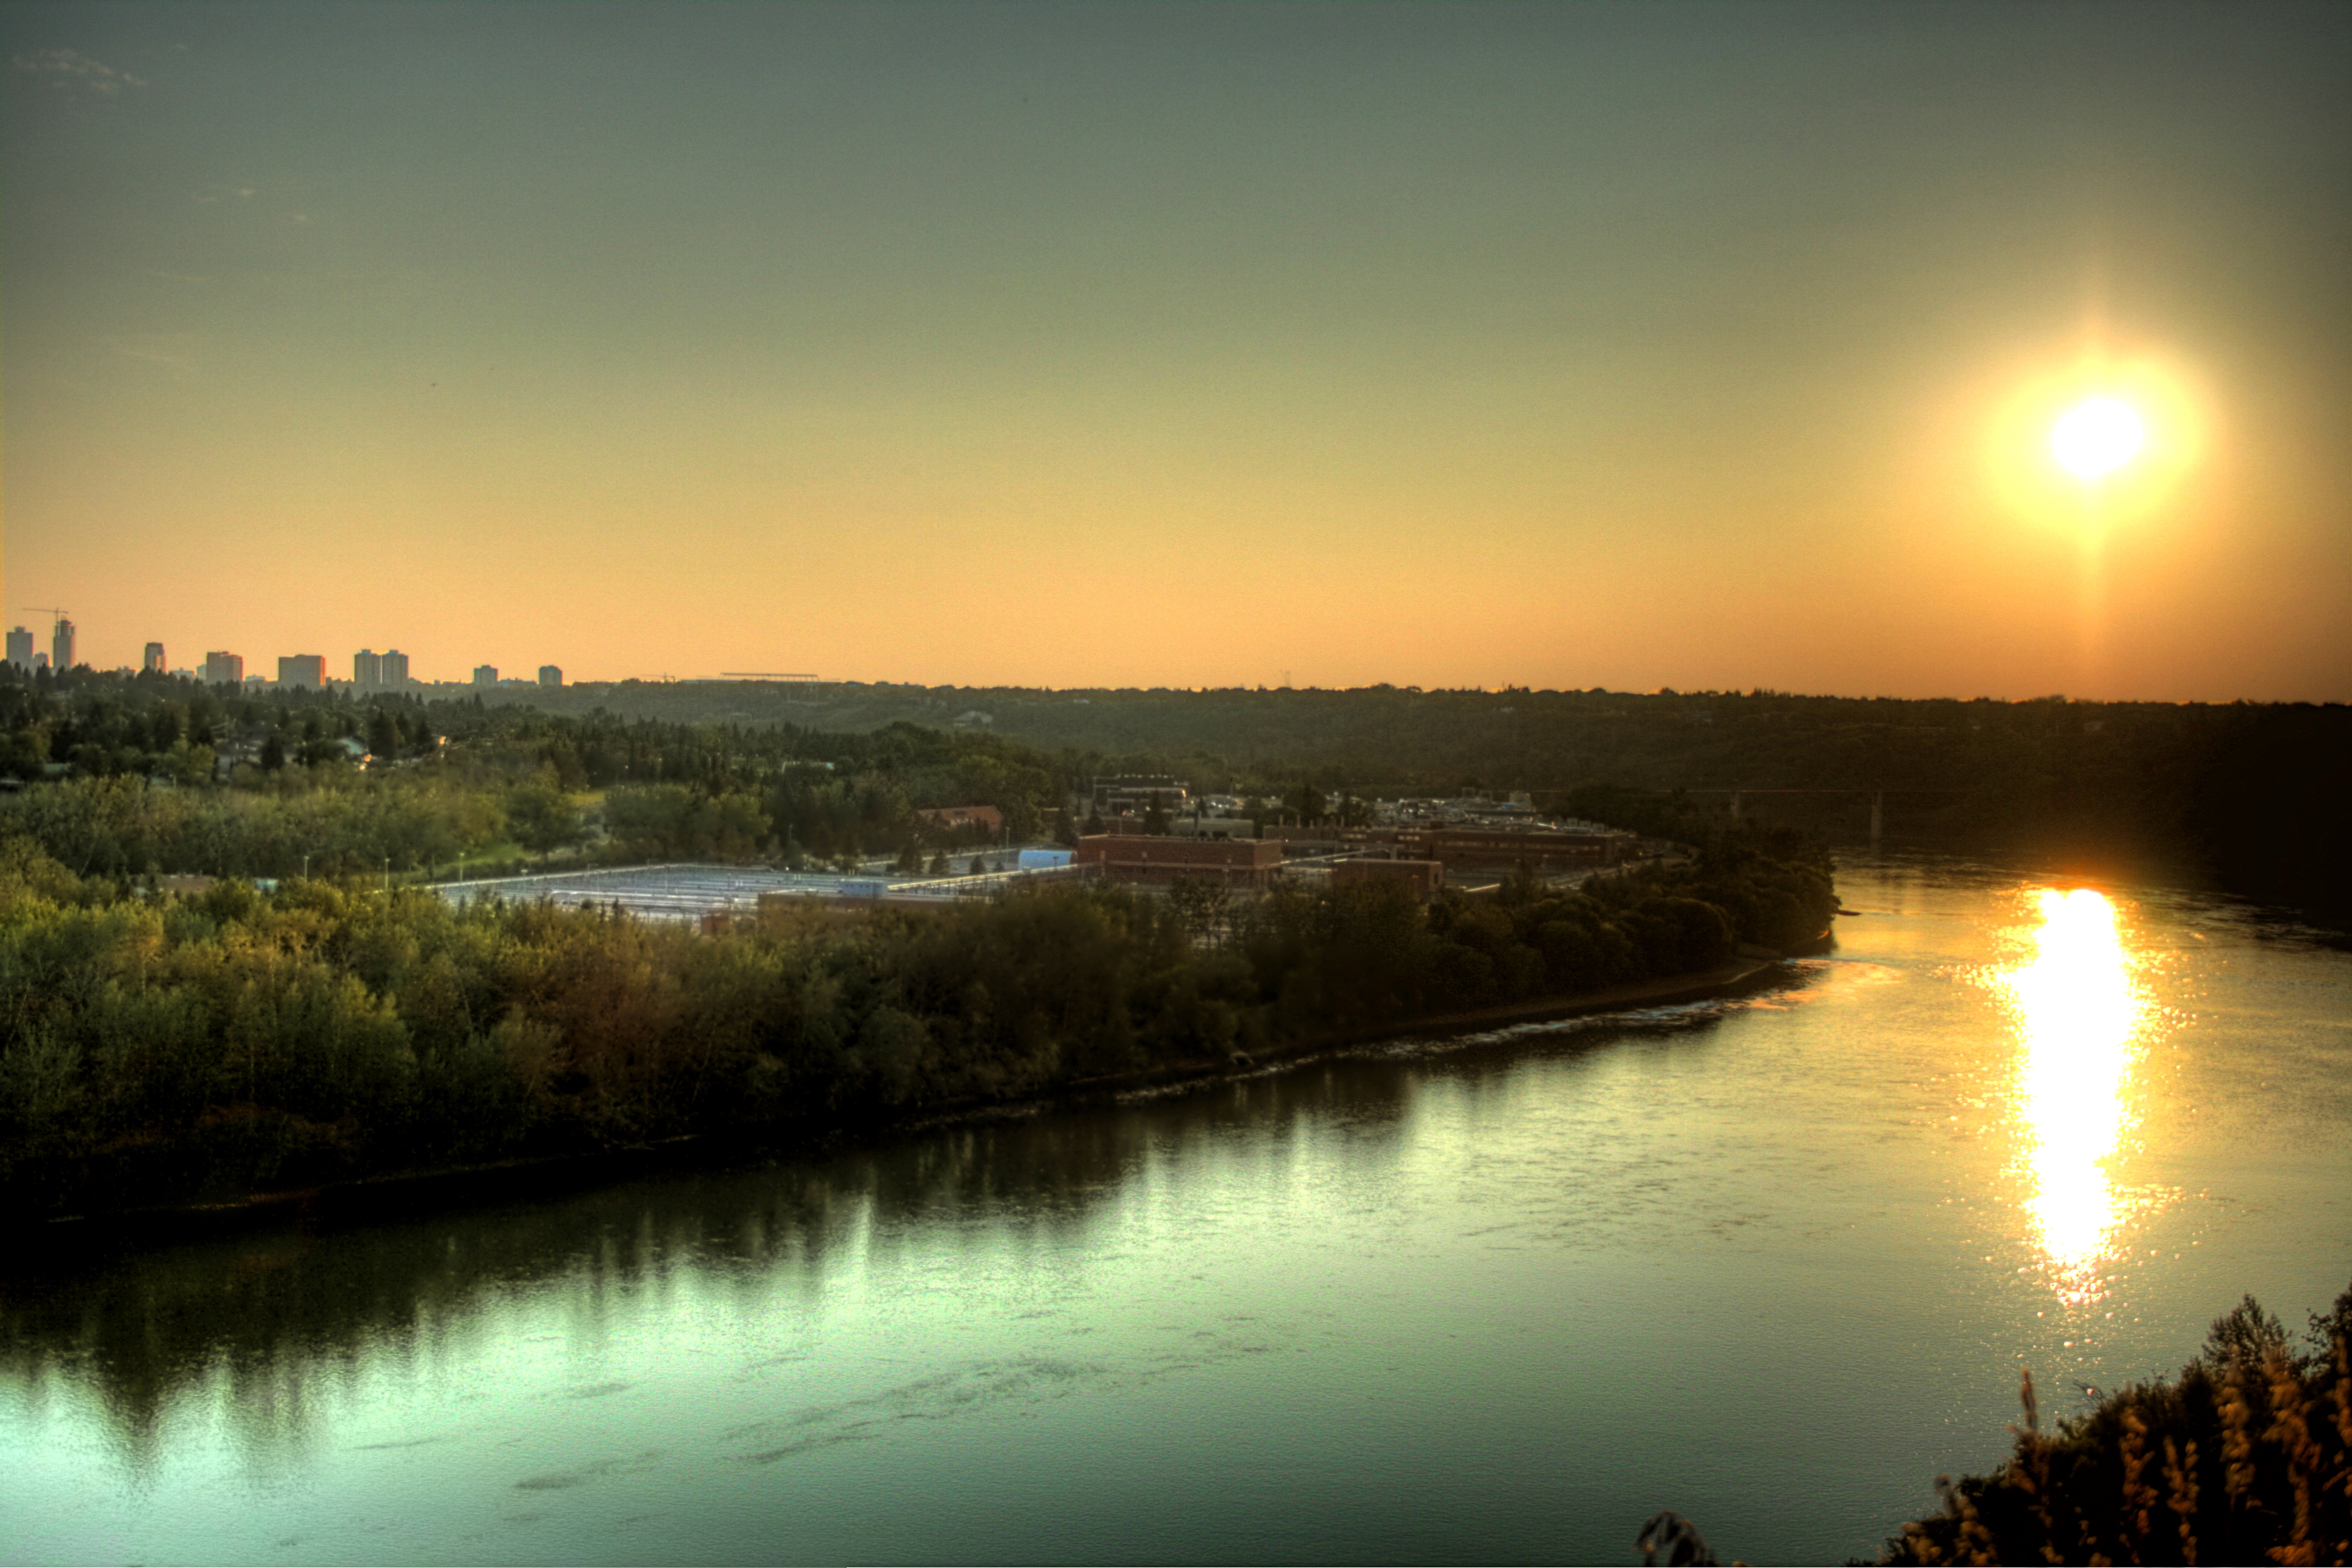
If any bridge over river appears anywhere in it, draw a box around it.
[1678,786,1970,848]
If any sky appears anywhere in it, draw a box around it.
[3,1,2347,700]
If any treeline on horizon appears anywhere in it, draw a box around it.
[3,665,2344,920]
[495,674,2352,920]
[0,668,1799,883]
[0,819,1833,1217]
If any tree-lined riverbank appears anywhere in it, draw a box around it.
[0,832,1834,1222]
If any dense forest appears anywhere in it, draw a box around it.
[0,821,1831,1219]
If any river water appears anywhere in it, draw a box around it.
[4,857,2348,1564]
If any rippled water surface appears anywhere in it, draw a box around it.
[5,858,2348,1564]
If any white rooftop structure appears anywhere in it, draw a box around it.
[436,860,1090,923]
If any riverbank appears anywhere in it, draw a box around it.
[1054,954,1789,1100]
[18,955,1800,1249]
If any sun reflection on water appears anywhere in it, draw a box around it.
[1993,888,2157,1305]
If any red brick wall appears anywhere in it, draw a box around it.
[1415,829,1624,867]
[1331,858,1445,896]
[1075,835,1283,885]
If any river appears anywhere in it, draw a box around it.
[4,856,2348,1564]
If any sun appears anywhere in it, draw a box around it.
[2050,397,2147,481]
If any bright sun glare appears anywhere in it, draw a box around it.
[2050,397,2148,481]
[1999,886,2155,1305]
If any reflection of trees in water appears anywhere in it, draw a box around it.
[2,1164,861,1469]
[0,1027,1629,1466]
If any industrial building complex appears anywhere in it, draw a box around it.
[433,782,1644,932]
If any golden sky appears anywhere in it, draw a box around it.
[4,2,2347,699]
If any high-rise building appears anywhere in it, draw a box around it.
[51,618,76,673]
[144,642,167,674]
[277,654,326,690]
[33,653,51,673]
[354,649,383,688]
[473,664,498,687]
[382,649,409,687]
[203,651,245,687]
[5,627,30,670]
[538,665,563,687]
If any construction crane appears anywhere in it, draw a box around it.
[719,672,819,680]
[19,608,70,646]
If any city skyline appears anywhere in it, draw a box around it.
[4,2,2347,701]
[2,615,556,689]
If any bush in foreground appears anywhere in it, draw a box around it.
[1879,1283,2352,1566]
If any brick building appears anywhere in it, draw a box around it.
[1412,828,1630,869]
[1091,774,1189,815]
[1258,824,1403,849]
[1075,834,1282,887]
[1331,858,1445,897]
[917,805,1005,834]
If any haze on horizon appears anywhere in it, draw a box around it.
[3,1,2346,702]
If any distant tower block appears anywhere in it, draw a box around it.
[51,618,75,672]
[382,649,409,687]
[354,649,384,688]
[277,654,325,690]
[203,651,244,687]
[538,665,563,687]
[144,642,167,674]
[5,627,30,670]
[473,664,498,687]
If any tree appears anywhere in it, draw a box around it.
[1143,791,1172,837]
[506,781,583,852]
[1168,875,1232,945]
[928,849,949,875]
[260,733,287,771]
[2202,1293,2289,1371]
